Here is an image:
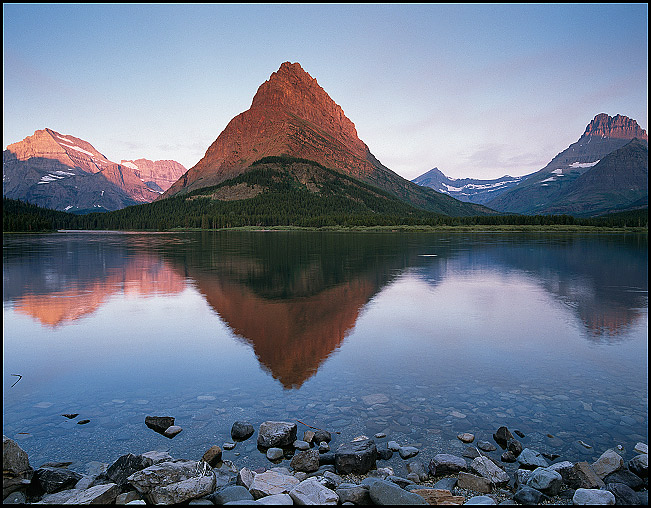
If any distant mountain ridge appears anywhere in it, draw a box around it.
[484,113,647,215]
[411,167,532,205]
[3,128,186,212]
[162,62,492,217]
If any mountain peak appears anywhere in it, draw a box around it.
[583,113,647,141]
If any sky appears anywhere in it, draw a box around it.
[3,3,648,181]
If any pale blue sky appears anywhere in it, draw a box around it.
[3,3,648,180]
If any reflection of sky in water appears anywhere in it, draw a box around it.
[2,232,647,470]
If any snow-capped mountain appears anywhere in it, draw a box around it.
[411,167,531,205]
[3,129,186,212]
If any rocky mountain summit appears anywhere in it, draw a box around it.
[583,113,648,140]
[3,129,186,212]
[162,62,490,216]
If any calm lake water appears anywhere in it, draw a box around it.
[3,230,648,476]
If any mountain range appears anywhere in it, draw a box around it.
[412,113,648,216]
[3,62,648,220]
[3,128,186,212]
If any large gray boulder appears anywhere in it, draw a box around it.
[127,460,215,504]
[368,479,428,505]
[289,477,338,505]
[148,474,216,504]
[469,456,510,486]
[290,449,320,473]
[572,488,616,505]
[517,448,549,470]
[335,439,377,475]
[248,470,300,499]
[429,453,467,475]
[525,466,563,496]
[257,422,298,449]
[2,435,33,498]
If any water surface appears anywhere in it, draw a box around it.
[3,230,648,476]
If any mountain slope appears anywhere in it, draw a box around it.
[538,138,648,216]
[485,113,648,215]
[3,129,186,212]
[162,62,492,216]
[412,167,532,205]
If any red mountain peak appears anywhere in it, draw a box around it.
[583,113,647,141]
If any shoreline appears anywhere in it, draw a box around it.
[4,420,648,505]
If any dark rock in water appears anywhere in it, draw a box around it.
[517,448,549,470]
[463,447,481,459]
[335,439,377,475]
[514,485,548,505]
[202,446,223,467]
[39,461,73,468]
[61,414,79,419]
[606,482,642,505]
[163,425,183,438]
[501,451,517,463]
[32,467,83,494]
[603,469,644,490]
[144,416,175,434]
[477,441,497,452]
[231,421,255,441]
[493,426,514,448]
[542,452,560,461]
[399,446,419,459]
[514,430,525,438]
[377,448,394,460]
[628,454,648,478]
[77,419,90,425]
[313,429,332,444]
[257,421,297,448]
[290,449,320,473]
[507,438,523,457]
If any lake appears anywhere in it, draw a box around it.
[2,230,648,477]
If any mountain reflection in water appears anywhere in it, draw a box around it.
[2,231,647,388]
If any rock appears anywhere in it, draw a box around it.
[513,485,547,505]
[289,477,338,505]
[290,449,320,473]
[223,442,236,450]
[61,414,79,419]
[144,416,175,434]
[336,484,372,504]
[514,430,525,438]
[236,467,256,489]
[257,422,298,449]
[406,461,428,482]
[67,483,121,504]
[478,441,497,452]
[457,472,492,494]
[429,453,467,475]
[506,438,523,457]
[148,474,216,504]
[96,453,149,487]
[547,461,574,483]
[493,426,513,448]
[362,393,389,405]
[368,479,428,505]
[628,454,648,478]
[399,446,419,459]
[267,448,284,461]
[163,425,183,438]
[377,448,393,461]
[592,449,624,479]
[210,485,255,504]
[322,471,341,487]
[375,433,387,439]
[127,460,205,498]
[115,491,143,504]
[568,461,606,489]
[464,447,482,459]
[33,467,83,494]
[231,421,255,441]
[313,429,332,444]
[256,493,294,505]
[501,451,516,463]
[606,482,641,505]
[249,470,300,499]
[140,450,173,466]
[458,433,475,443]
[294,440,310,451]
[517,448,549,470]
[633,443,648,455]
[319,452,336,466]
[572,488,616,505]
[77,419,90,425]
[412,488,464,505]
[385,475,413,488]
[433,477,457,491]
[465,495,497,504]
[2,435,33,498]
[319,442,330,453]
[202,446,223,467]
[3,491,27,504]
[387,441,401,451]
[525,467,563,495]
[334,438,377,475]
[470,456,510,485]
[603,469,644,490]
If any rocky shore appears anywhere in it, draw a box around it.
[3,420,648,505]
